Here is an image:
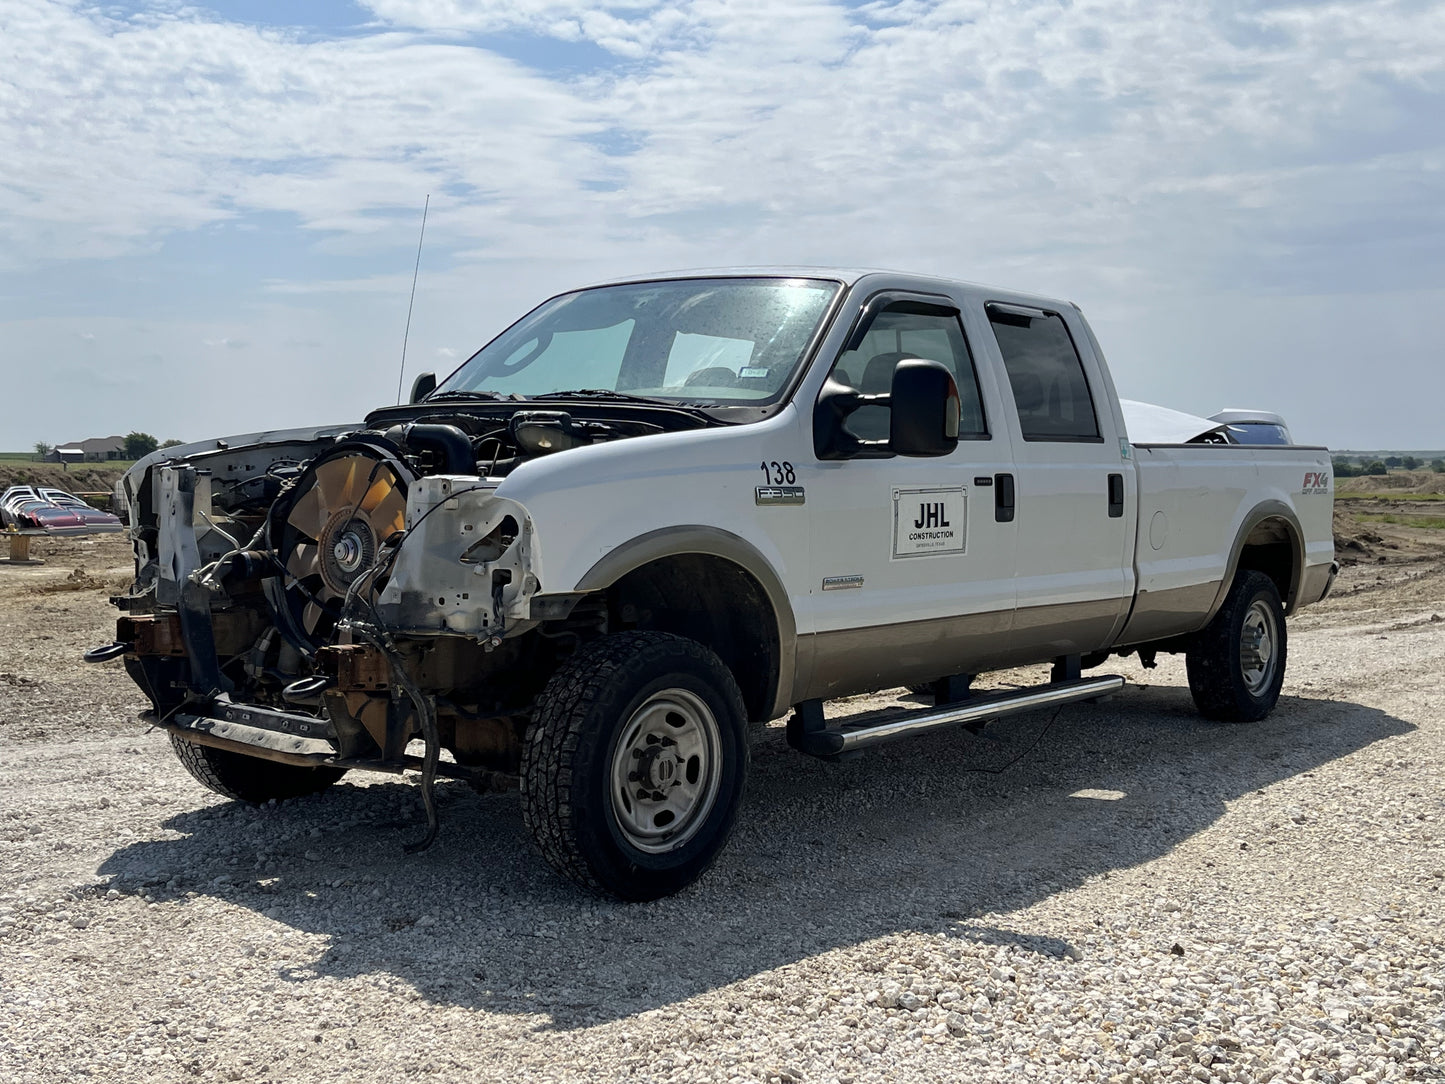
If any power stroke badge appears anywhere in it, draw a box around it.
[892,486,966,558]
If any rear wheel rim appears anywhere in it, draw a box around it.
[1239,598,1279,696]
[609,688,722,854]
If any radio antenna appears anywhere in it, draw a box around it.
[395,193,430,404]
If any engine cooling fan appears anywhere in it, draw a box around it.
[274,444,412,645]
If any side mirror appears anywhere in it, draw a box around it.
[890,359,959,457]
[409,371,437,404]
[813,375,869,460]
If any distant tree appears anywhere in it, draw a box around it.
[159,438,185,449]
[123,431,159,459]
[1364,460,1388,475]
[1332,457,1358,478]
[1384,455,1402,468]
[1402,455,1420,470]
[33,441,53,460]
[1433,460,1445,473]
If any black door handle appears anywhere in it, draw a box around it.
[1108,473,1124,518]
[995,473,1015,523]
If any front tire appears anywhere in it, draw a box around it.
[169,733,346,803]
[520,631,749,901]
[1186,570,1287,722]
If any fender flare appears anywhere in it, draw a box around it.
[1206,500,1306,621]
[576,526,797,720]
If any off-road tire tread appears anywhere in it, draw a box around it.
[520,631,748,898]
[1185,570,1286,722]
[169,733,345,803]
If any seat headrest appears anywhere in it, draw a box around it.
[861,351,916,394]
[1011,371,1045,412]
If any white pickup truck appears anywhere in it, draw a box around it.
[94,269,1336,899]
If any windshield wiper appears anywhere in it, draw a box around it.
[423,390,520,402]
[530,389,677,406]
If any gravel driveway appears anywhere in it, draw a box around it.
[1,535,1441,1083]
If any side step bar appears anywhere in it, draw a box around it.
[787,674,1125,757]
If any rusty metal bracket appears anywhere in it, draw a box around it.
[119,613,187,657]
[317,642,391,691]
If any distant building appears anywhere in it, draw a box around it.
[47,436,126,463]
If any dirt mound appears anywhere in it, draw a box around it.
[1338,470,1445,495]
[30,566,129,596]
[0,463,128,498]
[1333,509,1389,561]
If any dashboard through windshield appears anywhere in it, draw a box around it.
[434,277,841,405]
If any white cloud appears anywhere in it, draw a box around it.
[1,0,1443,446]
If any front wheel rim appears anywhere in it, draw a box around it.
[1239,598,1279,696]
[609,688,723,855]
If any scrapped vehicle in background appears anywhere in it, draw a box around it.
[2,485,121,534]
[91,269,1336,900]
[36,488,124,532]
[1209,409,1294,445]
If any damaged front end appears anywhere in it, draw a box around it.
[93,424,581,837]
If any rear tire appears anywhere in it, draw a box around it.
[1186,570,1287,722]
[169,733,346,803]
[520,631,749,901]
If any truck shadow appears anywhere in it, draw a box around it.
[97,679,1410,1029]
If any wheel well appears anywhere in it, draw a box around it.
[1236,518,1298,607]
[606,554,780,723]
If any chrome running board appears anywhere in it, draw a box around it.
[787,674,1125,757]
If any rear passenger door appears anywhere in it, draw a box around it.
[980,301,1134,655]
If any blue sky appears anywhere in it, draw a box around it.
[1,0,1442,449]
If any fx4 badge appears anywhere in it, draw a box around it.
[1301,471,1330,495]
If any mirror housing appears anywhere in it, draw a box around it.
[813,375,873,460]
[889,359,959,457]
[409,371,437,404]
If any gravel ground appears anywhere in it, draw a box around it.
[1,533,1442,1083]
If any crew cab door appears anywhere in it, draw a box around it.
[976,300,1135,655]
[801,293,1019,700]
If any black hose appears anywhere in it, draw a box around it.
[340,620,441,853]
[386,423,474,474]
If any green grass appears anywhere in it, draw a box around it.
[1337,491,1445,502]
[1356,512,1445,530]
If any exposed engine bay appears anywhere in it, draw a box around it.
[107,404,699,833]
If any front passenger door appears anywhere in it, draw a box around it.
[801,294,1018,700]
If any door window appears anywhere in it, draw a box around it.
[987,305,1101,442]
[831,302,988,442]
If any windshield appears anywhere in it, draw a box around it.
[434,277,840,404]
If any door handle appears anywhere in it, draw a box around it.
[995,473,1015,523]
[1108,473,1124,518]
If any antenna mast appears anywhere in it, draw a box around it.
[396,193,430,404]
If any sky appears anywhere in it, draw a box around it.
[1,0,1442,451]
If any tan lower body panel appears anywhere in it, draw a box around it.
[1114,581,1221,646]
[794,596,1125,705]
